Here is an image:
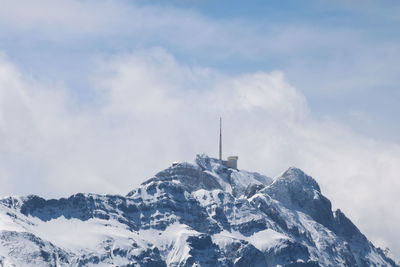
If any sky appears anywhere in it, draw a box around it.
[0,0,399,261]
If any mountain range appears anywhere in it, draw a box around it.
[0,154,397,266]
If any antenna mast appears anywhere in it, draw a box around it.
[219,117,222,161]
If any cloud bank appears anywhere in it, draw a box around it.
[0,49,399,259]
[2,0,399,146]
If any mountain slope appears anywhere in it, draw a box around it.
[0,154,397,266]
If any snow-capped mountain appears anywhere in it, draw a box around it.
[0,154,397,266]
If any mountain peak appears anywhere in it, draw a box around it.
[278,166,321,193]
[128,154,272,198]
[263,167,334,229]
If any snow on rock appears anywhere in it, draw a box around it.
[0,154,397,266]
[212,228,288,252]
[263,167,335,229]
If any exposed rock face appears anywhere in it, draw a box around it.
[0,154,397,266]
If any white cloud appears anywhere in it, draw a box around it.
[0,0,122,33]
[0,0,221,46]
[0,48,399,260]
[0,0,363,59]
